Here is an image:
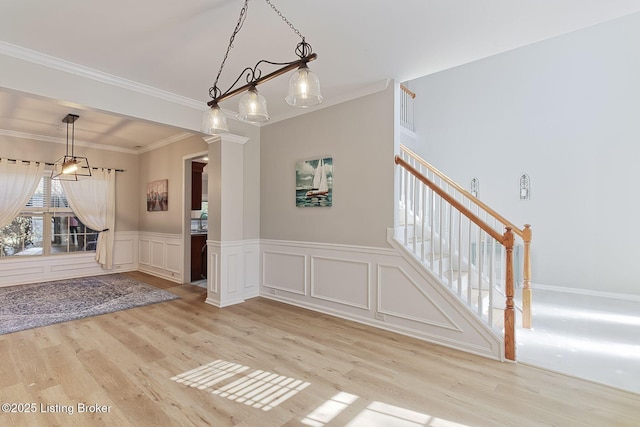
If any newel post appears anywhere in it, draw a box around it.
[504,227,516,361]
[522,224,533,329]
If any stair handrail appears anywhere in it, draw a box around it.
[400,145,524,236]
[400,84,416,99]
[399,145,532,329]
[395,154,517,361]
[396,156,504,243]
[399,85,416,131]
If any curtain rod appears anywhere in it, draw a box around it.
[1,157,125,172]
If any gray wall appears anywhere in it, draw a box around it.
[137,121,261,239]
[410,12,640,295]
[260,85,394,248]
[0,123,259,239]
[138,135,207,234]
[0,137,139,231]
[240,124,261,240]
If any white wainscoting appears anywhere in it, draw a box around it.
[0,231,139,287]
[311,256,370,310]
[260,239,503,361]
[138,232,183,283]
[205,239,261,307]
[243,242,260,299]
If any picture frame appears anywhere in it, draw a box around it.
[147,179,168,211]
[296,157,333,207]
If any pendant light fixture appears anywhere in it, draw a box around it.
[202,0,322,135]
[51,114,92,181]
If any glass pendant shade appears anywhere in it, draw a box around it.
[237,87,270,123]
[202,104,229,134]
[285,64,323,107]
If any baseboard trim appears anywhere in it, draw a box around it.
[518,360,640,396]
[533,283,640,302]
[260,294,501,361]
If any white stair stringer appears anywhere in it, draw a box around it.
[397,236,506,332]
[386,228,504,361]
[395,225,507,332]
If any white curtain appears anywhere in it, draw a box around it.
[0,159,45,228]
[61,169,116,269]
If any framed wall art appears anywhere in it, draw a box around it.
[296,157,333,207]
[147,179,168,211]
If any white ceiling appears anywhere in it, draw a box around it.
[2,0,640,152]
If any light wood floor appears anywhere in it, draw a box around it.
[1,272,638,427]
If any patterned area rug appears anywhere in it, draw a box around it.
[0,274,179,335]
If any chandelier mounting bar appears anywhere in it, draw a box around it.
[207,51,318,107]
[202,0,323,135]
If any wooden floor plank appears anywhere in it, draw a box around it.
[1,271,638,426]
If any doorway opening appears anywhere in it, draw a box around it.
[183,152,208,287]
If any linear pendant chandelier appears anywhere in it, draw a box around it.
[202,0,323,135]
[51,114,92,181]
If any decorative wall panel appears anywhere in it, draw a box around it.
[263,251,306,295]
[311,256,370,310]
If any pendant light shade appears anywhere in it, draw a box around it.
[202,104,229,134]
[285,64,323,107]
[51,114,92,181]
[237,87,270,123]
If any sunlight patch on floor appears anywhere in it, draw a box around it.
[302,392,359,426]
[212,368,310,411]
[302,392,469,427]
[518,329,640,360]
[171,359,310,411]
[171,359,249,389]
[531,304,640,327]
[173,361,470,424]
[347,401,468,427]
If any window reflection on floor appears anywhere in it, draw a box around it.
[171,359,310,412]
[173,360,470,426]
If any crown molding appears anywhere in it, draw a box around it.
[0,127,193,154]
[0,128,141,154]
[0,41,205,111]
[137,132,195,153]
[263,78,392,126]
[203,133,250,145]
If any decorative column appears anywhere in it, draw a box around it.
[203,133,249,307]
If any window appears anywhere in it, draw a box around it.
[0,174,98,258]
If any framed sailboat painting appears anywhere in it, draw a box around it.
[296,157,333,207]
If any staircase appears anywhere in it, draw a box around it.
[393,144,532,361]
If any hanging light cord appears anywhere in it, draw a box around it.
[265,0,304,40]
[265,0,312,58]
[207,0,316,104]
[66,118,71,156]
[71,119,75,158]
[210,0,250,100]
